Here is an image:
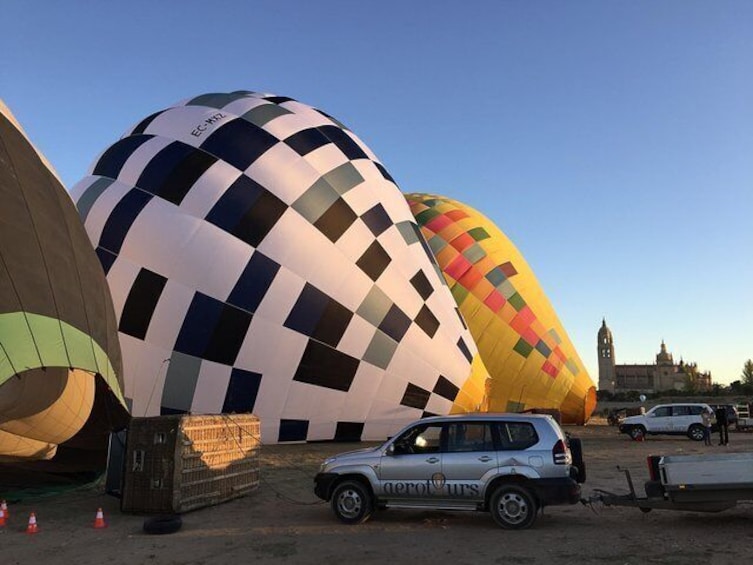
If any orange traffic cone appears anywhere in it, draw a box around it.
[93,508,107,529]
[1,500,8,520]
[0,507,6,527]
[26,512,39,534]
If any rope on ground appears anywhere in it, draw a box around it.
[220,414,326,506]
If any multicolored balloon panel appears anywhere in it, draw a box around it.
[72,92,488,443]
[0,101,128,462]
[406,193,596,424]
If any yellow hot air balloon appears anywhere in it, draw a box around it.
[406,193,596,424]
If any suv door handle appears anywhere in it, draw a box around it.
[478,456,493,462]
[426,457,440,464]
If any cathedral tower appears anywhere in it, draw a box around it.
[597,319,616,392]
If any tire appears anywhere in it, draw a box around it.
[490,485,538,530]
[629,426,645,441]
[143,515,182,535]
[331,480,373,525]
[644,480,664,499]
[574,460,587,484]
[568,438,587,483]
[688,424,705,441]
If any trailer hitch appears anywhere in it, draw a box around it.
[583,466,643,508]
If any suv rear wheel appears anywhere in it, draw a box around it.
[688,424,705,442]
[490,485,538,529]
[331,480,373,524]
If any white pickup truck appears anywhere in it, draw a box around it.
[591,452,753,513]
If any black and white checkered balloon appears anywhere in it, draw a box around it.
[72,91,488,443]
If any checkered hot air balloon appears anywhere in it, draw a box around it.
[72,92,489,443]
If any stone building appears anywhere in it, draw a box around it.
[597,319,712,393]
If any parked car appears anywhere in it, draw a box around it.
[736,403,753,430]
[618,403,713,441]
[314,413,585,529]
[708,404,739,427]
[607,406,645,426]
[607,408,626,426]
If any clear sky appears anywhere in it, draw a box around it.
[3,1,751,385]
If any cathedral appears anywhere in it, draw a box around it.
[597,319,712,393]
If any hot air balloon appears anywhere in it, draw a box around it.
[71,91,488,443]
[406,193,596,424]
[0,100,128,466]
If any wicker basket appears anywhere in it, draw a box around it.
[121,414,260,513]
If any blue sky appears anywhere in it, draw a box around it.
[4,1,751,385]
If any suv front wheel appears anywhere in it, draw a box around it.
[629,426,646,441]
[331,480,373,524]
[490,485,538,529]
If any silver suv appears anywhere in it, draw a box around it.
[314,413,585,529]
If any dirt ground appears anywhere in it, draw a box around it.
[3,422,753,565]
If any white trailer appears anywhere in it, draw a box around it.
[735,403,753,431]
[590,452,753,513]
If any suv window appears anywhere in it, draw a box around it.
[446,423,495,452]
[498,422,538,450]
[652,406,671,417]
[688,405,706,416]
[393,423,443,455]
[672,406,691,416]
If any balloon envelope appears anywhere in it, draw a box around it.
[72,91,488,443]
[406,193,596,424]
[0,100,128,464]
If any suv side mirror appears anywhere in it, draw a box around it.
[386,444,395,456]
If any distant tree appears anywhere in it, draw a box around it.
[729,377,753,397]
[743,359,753,386]
[729,380,744,395]
[623,390,642,402]
[683,374,697,393]
[681,363,702,394]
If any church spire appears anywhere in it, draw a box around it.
[656,340,673,365]
[597,319,615,392]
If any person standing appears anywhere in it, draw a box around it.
[715,406,729,446]
[701,409,713,446]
